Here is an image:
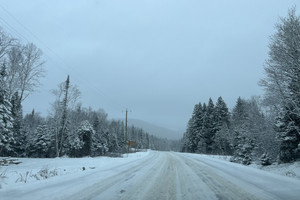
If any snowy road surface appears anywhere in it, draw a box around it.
[1,151,300,200]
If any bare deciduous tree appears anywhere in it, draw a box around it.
[5,43,45,101]
[18,43,45,101]
[0,28,15,59]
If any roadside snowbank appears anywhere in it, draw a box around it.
[182,153,300,180]
[250,161,300,180]
[0,151,151,190]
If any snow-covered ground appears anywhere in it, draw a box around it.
[250,161,300,180]
[0,151,150,189]
[194,154,300,180]
[1,151,300,200]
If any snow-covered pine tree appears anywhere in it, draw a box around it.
[195,103,206,152]
[214,96,230,130]
[231,97,255,165]
[76,120,94,157]
[23,110,46,156]
[91,114,108,156]
[10,91,24,156]
[107,120,120,153]
[193,103,204,153]
[30,124,52,158]
[203,98,216,154]
[230,131,255,165]
[0,64,15,156]
[232,97,249,130]
[214,96,232,155]
[184,102,203,153]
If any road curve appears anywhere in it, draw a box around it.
[65,152,300,200]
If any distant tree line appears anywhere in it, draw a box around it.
[182,8,300,165]
[0,27,177,158]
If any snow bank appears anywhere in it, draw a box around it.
[249,161,300,180]
[0,150,151,190]
[184,153,300,180]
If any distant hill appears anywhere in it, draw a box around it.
[127,119,183,140]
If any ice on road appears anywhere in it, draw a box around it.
[2,151,300,200]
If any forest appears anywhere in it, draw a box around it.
[0,30,177,158]
[181,8,300,165]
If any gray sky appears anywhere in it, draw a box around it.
[0,0,299,131]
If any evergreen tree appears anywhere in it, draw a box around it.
[23,109,46,156]
[214,126,232,155]
[91,114,108,156]
[184,103,203,153]
[214,96,230,130]
[30,124,52,158]
[203,98,216,154]
[0,64,15,156]
[214,97,232,154]
[231,97,256,164]
[232,97,249,130]
[195,103,207,153]
[76,120,94,157]
[230,131,255,165]
[10,91,24,156]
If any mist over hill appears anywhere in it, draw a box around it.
[127,119,183,140]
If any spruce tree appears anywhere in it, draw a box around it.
[0,64,15,156]
[214,96,230,130]
[30,124,51,158]
[231,97,255,164]
[232,97,249,130]
[214,96,232,154]
[203,98,216,154]
[76,120,94,157]
[186,103,203,153]
[91,114,108,156]
[11,91,24,156]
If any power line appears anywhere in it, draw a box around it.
[0,15,29,43]
[0,3,125,112]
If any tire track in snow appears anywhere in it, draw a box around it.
[119,152,218,200]
[178,154,270,200]
[118,152,274,200]
[181,154,300,200]
[62,153,159,200]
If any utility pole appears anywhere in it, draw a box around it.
[125,108,128,143]
[123,108,131,154]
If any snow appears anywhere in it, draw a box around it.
[191,153,300,180]
[1,151,300,200]
[180,153,300,199]
[249,161,300,180]
[0,151,151,198]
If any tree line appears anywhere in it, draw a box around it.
[181,96,278,165]
[0,27,177,158]
[182,8,300,164]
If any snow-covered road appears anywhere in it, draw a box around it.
[1,151,300,200]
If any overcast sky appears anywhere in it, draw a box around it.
[0,0,299,131]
